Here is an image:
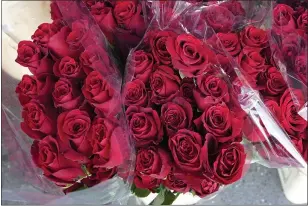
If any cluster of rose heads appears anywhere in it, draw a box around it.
[15,1,128,193]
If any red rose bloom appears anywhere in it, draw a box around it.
[124,79,148,107]
[134,174,162,191]
[297,11,308,31]
[240,26,269,49]
[161,97,193,137]
[281,33,303,65]
[53,56,85,79]
[294,54,307,85]
[136,146,171,179]
[31,23,56,52]
[31,136,86,186]
[164,167,190,193]
[191,176,220,198]
[57,109,92,156]
[50,19,65,34]
[126,106,163,147]
[272,4,296,33]
[220,0,245,16]
[166,34,217,77]
[180,77,196,105]
[217,32,241,56]
[150,65,180,105]
[16,75,38,105]
[52,78,84,110]
[21,100,56,140]
[263,67,287,96]
[130,50,154,83]
[264,99,282,121]
[168,129,203,172]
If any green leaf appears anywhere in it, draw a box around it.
[134,187,151,198]
[131,184,136,193]
[150,187,166,205]
[161,191,179,205]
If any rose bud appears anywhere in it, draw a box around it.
[130,50,154,83]
[82,71,119,116]
[272,4,296,34]
[217,32,241,56]
[262,67,287,96]
[220,0,245,16]
[297,11,308,31]
[57,109,92,156]
[294,54,307,85]
[191,177,220,198]
[161,97,193,137]
[124,79,148,107]
[136,146,171,179]
[88,117,126,168]
[168,129,203,172]
[53,56,85,79]
[164,167,190,193]
[31,23,57,52]
[166,34,217,77]
[126,106,163,147]
[240,26,269,49]
[82,165,117,187]
[194,101,243,143]
[31,136,86,186]
[280,89,307,136]
[150,65,180,105]
[21,100,56,140]
[52,78,84,111]
[134,174,162,191]
[180,77,196,105]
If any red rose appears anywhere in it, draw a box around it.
[280,89,307,136]
[216,54,236,78]
[50,2,62,20]
[15,41,53,76]
[130,50,154,83]
[194,101,243,143]
[164,167,190,193]
[161,97,193,137]
[149,30,176,65]
[217,32,241,56]
[193,74,230,111]
[50,19,65,34]
[31,136,86,186]
[134,174,162,191]
[21,100,56,140]
[149,65,180,105]
[82,71,118,116]
[57,109,92,156]
[53,56,85,79]
[180,77,196,105]
[31,23,56,52]
[191,176,220,198]
[124,79,148,107]
[88,117,126,168]
[79,45,113,75]
[82,165,117,187]
[281,33,303,65]
[136,146,171,179]
[126,106,163,147]
[265,99,282,121]
[273,4,296,33]
[262,67,287,96]
[203,6,235,33]
[240,26,269,49]
[294,54,307,85]
[242,116,267,143]
[297,11,308,31]
[91,2,116,44]
[82,0,97,8]
[166,34,217,77]
[220,0,245,16]
[52,78,84,110]
[168,129,203,172]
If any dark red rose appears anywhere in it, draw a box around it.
[136,146,171,179]
[168,129,203,172]
[149,65,180,105]
[16,75,38,105]
[240,26,269,49]
[57,109,92,156]
[161,97,193,136]
[21,100,56,140]
[180,77,196,105]
[220,0,245,16]
[53,56,85,79]
[15,41,53,76]
[265,99,282,121]
[203,6,235,33]
[82,71,119,116]
[126,106,163,147]
[88,117,126,168]
[262,67,287,96]
[124,79,148,107]
[82,165,117,187]
[134,174,162,191]
[52,78,84,110]
[193,74,230,111]
[191,176,220,198]
[194,101,243,143]
[272,4,296,33]
[281,33,304,65]
[164,167,190,193]
[149,30,176,65]
[50,2,62,20]
[130,50,154,83]
[294,54,307,85]
[217,32,241,56]
[91,2,117,44]
[166,34,217,77]
[297,11,308,31]
[31,23,56,52]
[280,89,307,136]
[31,136,86,186]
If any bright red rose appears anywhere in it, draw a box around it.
[57,109,92,156]
[180,77,196,105]
[272,4,296,33]
[136,146,171,179]
[297,11,308,31]
[82,165,117,187]
[240,26,269,49]
[265,99,282,121]
[164,167,190,193]
[124,79,148,107]
[134,174,162,191]
[130,50,154,83]
[166,34,217,77]
[191,176,220,198]
[88,117,126,168]
[194,101,243,143]
[294,54,307,85]
[149,65,180,105]
[21,100,56,140]
[217,32,241,56]
[280,89,307,136]
[168,129,203,172]
[161,97,193,137]
[52,78,84,111]
[31,23,56,52]
[31,136,86,186]
[263,67,287,96]
[53,56,85,79]
[126,106,163,147]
